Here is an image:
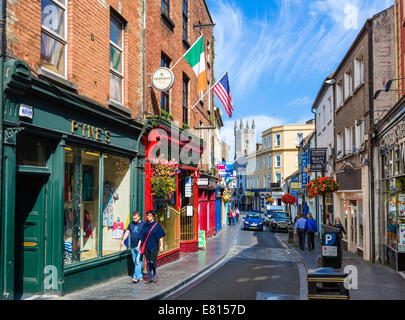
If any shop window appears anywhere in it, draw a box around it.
[41,0,67,76]
[102,154,130,256]
[17,134,48,167]
[64,146,100,264]
[385,178,405,251]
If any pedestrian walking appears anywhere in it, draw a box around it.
[232,210,236,225]
[294,213,307,251]
[304,213,318,251]
[235,207,240,222]
[227,210,232,225]
[334,217,346,237]
[121,211,144,283]
[139,210,166,284]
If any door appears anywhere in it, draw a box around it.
[14,173,47,296]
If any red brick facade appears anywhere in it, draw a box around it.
[144,0,214,130]
[6,0,143,116]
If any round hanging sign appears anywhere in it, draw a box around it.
[151,67,175,92]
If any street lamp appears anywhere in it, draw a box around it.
[373,77,405,99]
[325,79,336,85]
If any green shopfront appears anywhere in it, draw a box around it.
[0,60,146,299]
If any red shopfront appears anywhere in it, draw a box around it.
[142,118,203,264]
[197,174,218,238]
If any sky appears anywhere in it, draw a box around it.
[205,0,394,159]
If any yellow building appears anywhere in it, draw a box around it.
[246,122,315,211]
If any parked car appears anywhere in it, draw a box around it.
[264,206,284,226]
[243,213,264,231]
[269,212,290,232]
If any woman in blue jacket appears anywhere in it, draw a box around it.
[305,213,318,251]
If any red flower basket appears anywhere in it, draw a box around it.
[305,176,339,198]
[281,193,297,205]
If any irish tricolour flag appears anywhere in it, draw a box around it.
[184,35,207,94]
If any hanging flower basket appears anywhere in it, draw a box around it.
[305,176,339,198]
[150,156,180,201]
[281,194,297,205]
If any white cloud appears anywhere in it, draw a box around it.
[286,96,312,107]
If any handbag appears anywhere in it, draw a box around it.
[140,222,158,255]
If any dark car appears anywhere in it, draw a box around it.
[243,213,264,231]
[269,212,290,232]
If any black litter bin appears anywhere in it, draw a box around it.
[307,267,350,300]
[321,225,342,269]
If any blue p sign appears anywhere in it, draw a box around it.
[324,233,336,246]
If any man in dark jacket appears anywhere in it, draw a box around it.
[304,213,318,251]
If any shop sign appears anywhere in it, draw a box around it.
[185,176,192,197]
[151,67,175,92]
[291,182,302,190]
[198,230,206,250]
[71,120,111,144]
[186,205,193,217]
[19,103,33,119]
[309,148,327,172]
[379,119,405,149]
[197,178,208,186]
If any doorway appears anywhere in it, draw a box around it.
[14,173,48,297]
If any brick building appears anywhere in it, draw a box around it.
[332,6,395,262]
[0,0,148,299]
[142,0,216,260]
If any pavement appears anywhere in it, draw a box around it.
[275,231,405,300]
[46,221,241,300]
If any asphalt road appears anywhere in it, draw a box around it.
[170,221,302,300]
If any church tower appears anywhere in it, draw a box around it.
[234,118,256,161]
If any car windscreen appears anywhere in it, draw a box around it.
[273,213,288,219]
[246,214,261,220]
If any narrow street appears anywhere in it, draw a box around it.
[170,220,303,300]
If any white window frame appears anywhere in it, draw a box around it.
[41,0,68,78]
[344,65,353,100]
[296,132,304,146]
[275,172,282,183]
[263,156,267,169]
[269,155,272,169]
[337,133,343,158]
[336,78,343,109]
[263,174,266,189]
[345,126,353,155]
[275,134,281,147]
[110,14,125,105]
[275,154,281,168]
[354,52,364,90]
[268,173,272,188]
[268,134,272,148]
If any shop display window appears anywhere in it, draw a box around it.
[385,177,405,251]
[102,154,130,256]
[64,146,100,264]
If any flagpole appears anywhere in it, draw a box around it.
[170,34,203,71]
[190,71,227,110]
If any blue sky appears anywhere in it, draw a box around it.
[206,0,393,158]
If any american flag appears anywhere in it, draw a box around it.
[213,72,234,118]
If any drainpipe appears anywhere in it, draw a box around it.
[0,0,6,298]
[368,21,375,263]
[141,0,146,119]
